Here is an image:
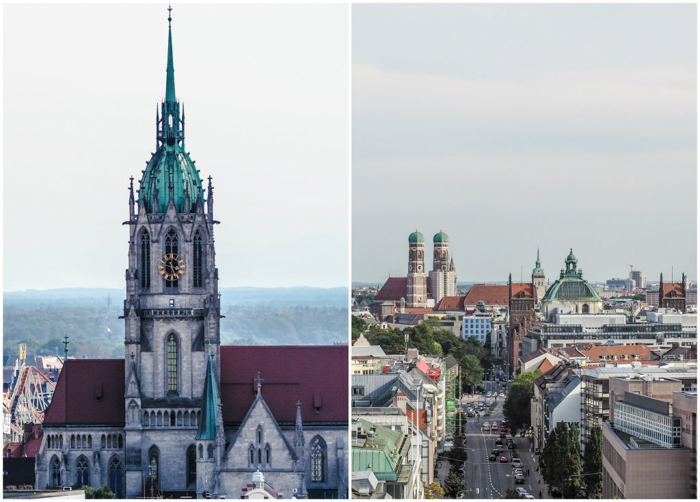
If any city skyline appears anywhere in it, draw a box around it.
[353,4,696,284]
[4,4,349,291]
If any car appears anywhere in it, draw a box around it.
[512,458,522,467]
[457,491,468,499]
[513,468,523,475]
[499,392,505,398]
[512,452,520,459]
[515,475,525,485]
[467,411,475,417]
[500,456,508,463]
[483,421,490,429]
[489,454,496,461]
[516,487,529,496]
[444,441,454,449]
[491,424,498,431]
[507,443,515,450]
[523,495,535,499]
[495,438,503,445]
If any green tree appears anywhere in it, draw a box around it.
[443,473,466,497]
[582,425,602,498]
[541,422,581,497]
[424,481,446,499]
[84,486,114,499]
[461,354,484,393]
[502,371,540,431]
[351,315,367,340]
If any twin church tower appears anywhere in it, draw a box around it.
[406,230,457,308]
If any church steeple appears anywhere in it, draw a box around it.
[165,5,176,103]
[158,5,184,148]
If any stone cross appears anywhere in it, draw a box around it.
[255,372,264,395]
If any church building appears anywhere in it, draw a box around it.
[34,11,348,499]
[371,230,457,315]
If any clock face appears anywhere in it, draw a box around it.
[158,253,186,281]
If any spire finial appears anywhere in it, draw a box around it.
[165,5,176,103]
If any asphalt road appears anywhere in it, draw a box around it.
[462,395,550,499]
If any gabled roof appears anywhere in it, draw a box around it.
[662,283,685,298]
[374,278,408,302]
[579,344,652,363]
[43,359,125,426]
[511,283,535,299]
[520,348,547,364]
[537,358,556,373]
[433,296,466,311]
[220,345,347,424]
[464,285,509,305]
[44,345,347,427]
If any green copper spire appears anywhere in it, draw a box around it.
[196,351,221,441]
[532,247,545,276]
[138,8,203,213]
[165,5,176,103]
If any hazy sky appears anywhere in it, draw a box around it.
[352,4,697,285]
[4,4,349,291]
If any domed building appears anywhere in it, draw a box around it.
[541,249,603,320]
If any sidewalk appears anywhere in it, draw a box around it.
[512,434,550,499]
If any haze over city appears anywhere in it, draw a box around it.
[352,4,696,284]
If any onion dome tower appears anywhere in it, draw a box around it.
[407,230,427,308]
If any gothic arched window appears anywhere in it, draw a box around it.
[71,435,75,449]
[50,455,61,488]
[167,333,179,394]
[165,229,179,288]
[310,436,327,483]
[256,425,263,445]
[199,444,204,459]
[186,445,196,487]
[193,230,203,288]
[265,443,271,466]
[582,303,590,314]
[207,444,214,459]
[109,457,123,499]
[248,444,254,466]
[140,230,151,289]
[75,455,89,487]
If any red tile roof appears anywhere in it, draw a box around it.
[662,283,685,298]
[375,277,408,302]
[44,346,348,427]
[464,285,509,305]
[221,345,347,424]
[580,344,652,363]
[433,296,466,311]
[3,425,43,458]
[537,358,556,373]
[43,359,125,427]
[511,283,535,299]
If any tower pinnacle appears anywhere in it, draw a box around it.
[166,5,176,103]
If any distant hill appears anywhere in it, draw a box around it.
[3,287,348,359]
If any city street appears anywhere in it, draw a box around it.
[461,394,551,499]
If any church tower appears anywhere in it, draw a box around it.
[122,8,221,496]
[429,230,457,304]
[406,230,428,308]
[532,248,546,303]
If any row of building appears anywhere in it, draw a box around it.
[529,352,696,499]
[350,336,460,499]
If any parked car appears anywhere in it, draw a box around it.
[516,487,529,496]
[512,458,522,467]
[489,454,497,461]
[495,439,503,446]
[507,443,515,450]
[483,422,490,429]
[491,424,498,431]
[500,456,508,463]
[515,475,525,485]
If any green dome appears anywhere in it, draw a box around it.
[433,230,449,243]
[565,248,577,264]
[542,276,601,302]
[408,230,425,243]
[139,144,204,213]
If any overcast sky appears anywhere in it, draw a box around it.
[352,4,697,285]
[4,4,349,291]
